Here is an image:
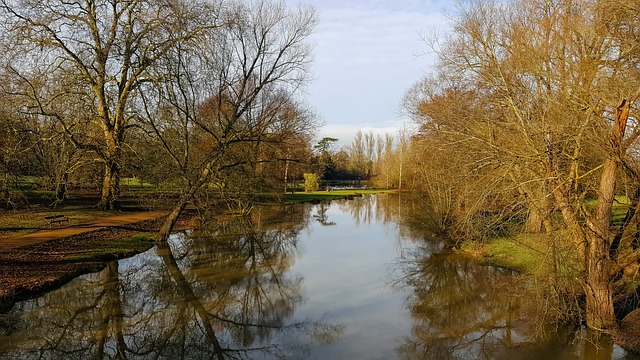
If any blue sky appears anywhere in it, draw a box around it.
[286,0,452,147]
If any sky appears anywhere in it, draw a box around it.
[285,0,453,148]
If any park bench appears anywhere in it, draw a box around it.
[44,214,69,228]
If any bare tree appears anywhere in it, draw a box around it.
[141,0,318,241]
[407,0,640,332]
[0,0,216,209]
[348,130,369,178]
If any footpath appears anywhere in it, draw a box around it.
[0,211,167,252]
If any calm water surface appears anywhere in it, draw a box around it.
[1,195,639,359]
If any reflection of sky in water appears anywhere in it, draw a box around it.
[294,198,415,359]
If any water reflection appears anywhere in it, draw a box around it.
[338,195,373,226]
[0,206,342,359]
[390,194,640,360]
[1,195,640,359]
[393,246,533,359]
[313,203,335,226]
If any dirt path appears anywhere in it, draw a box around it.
[0,211,167,251]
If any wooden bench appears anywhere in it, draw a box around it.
[44,214,69,227]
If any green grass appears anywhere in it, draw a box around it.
[67,234,155,262]
[462,194,636,281]
[121,177,157,188]
[129,233,155,242]
[483,235,548,275]
[469,232,582,282]
[584,195,630,226]
[0,208,121,238]
[283,189,396,204]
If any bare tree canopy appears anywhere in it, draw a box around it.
[404,0,640,333]
[0,0,218,209]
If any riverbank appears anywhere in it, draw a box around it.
[0,214,196,316]
[0,190,386,315]
[460,234,640,354]
[283,189,396,203]
[0,220,155,313]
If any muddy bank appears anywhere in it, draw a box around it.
[0,216,193,313]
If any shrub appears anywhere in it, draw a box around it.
[303,173,319,192]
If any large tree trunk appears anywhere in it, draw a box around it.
[583,99,630,330]
[584,240,616,330]
[585,159,617,330]
[98,127,122,210]
[549,163,615,329]
[55,172,68,203]
[99,158,121,210]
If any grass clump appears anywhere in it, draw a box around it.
[483,235,547,275]
[66,233,155,262]
[470,232,581,281]
[129,233,156,242]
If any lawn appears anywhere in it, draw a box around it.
[283,189,396,203]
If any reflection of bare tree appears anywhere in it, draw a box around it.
[156,240,225,359]
[0,205,341,359]
[94,262,127,360]
[392,245,535,360]
[337,194,376,226]
[199,217,304,346]
[313,203,335,226]
[392,243,624,359]
[0,260,131,359]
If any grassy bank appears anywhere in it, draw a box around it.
[0,207,124,238]
[461,232,582,281]
[460,196,632,278]
[0,182,178,239]
[283,189,396,204]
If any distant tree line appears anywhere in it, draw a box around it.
[310,129,411,187]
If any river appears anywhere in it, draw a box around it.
[1,194,639,359]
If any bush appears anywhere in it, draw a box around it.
[303,173,319,192]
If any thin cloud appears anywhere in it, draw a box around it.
[286,0,450,141]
